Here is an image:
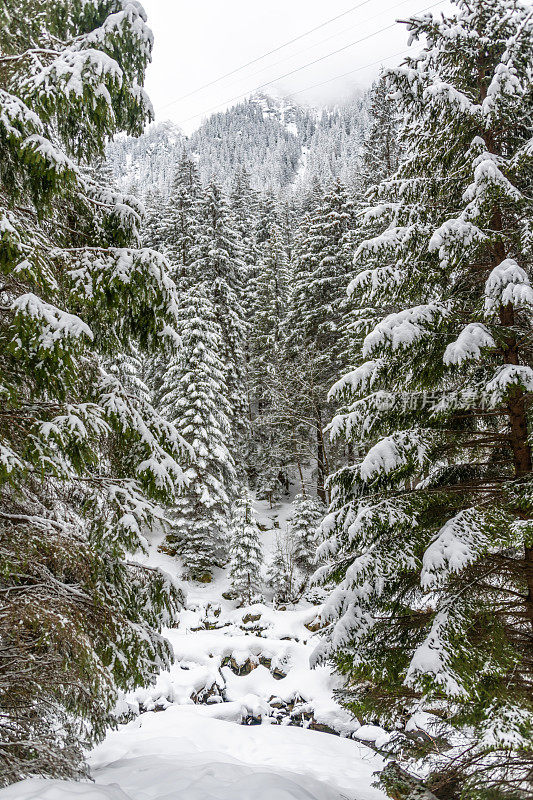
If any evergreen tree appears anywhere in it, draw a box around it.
[360,74,400,189]
[160,288,235,581]
[162,153,202,287]
[248,193,291,491]
[315,3,533,797]
[231,166,259,274]
[0,0,186,784]
[266,538,296,605]
[289,493,324,575]
[229,491,263,604]
[253,193,290,361]
[143,188,169,252]
[284,179,355,502]
[191,183,248,442]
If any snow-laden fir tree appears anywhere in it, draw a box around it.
[266,537,296,605]
[142,188,169,252]
[160,287,236,581]
[231,166,259,276]
[252,193,290,371]
[161,153,202,287]
[289,493,324,576]
[314,2,533,797]
[248,193,291,493]
[229,491,263,604]
[191,183,248,429]
[284,179,355,502]
[0,0,186,784]
[360,74,401,190]
[145,155,203,413]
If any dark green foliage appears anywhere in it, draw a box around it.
[315,2,533,797]
[0,0,186,784]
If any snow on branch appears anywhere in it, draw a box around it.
[484,258,533,315]
[423,80,480,115]
[0,88,42,137]
[28,47,123,99]
[348,264,403,301]
[485,364,533,405]
[421,509,490,589]
[11,292,94,349]
[443,323,495,366]
[359,430,432,482]
[328,360,385,401]
[39,403,110,444]
[428,218,486,267]
[81,1,153,62]
[405,609,466,698]
[363,304,448,356]
[463,152,522,217]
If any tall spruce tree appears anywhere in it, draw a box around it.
[284,179,355,501]
[266,538,296,605]
[229,491,263,604]
[314,2,533,797]
[289,493,324,576]
[230,166,258,276]
[160,288,235,581]
[0,0,186,784]
[162,153,201,287]
[191,183,247,431]
[142,188,168,252]
[360,74,401,190]
[249,193,291,493]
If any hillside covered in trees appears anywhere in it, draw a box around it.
[1,2,532,800]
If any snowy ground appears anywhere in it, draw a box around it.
[1,498,389,800]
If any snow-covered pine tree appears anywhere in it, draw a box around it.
[142,188,169,251]
[249,193,291,492]
[160,287,236,581]
[191,183,248,447]
[289,493,324,576]
[253,193,290,361]
[0,0,186,784]
[145,154,203,414]
[229,491,263,604]
[230,166,259,275]
[360,73,401,190]
[266,538,296,605]
[315,2,533,796]
[284,179,355,502]
[162,153,201,287]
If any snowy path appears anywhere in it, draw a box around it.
[1,500,388,800]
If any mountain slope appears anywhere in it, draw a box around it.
[106,93,369,198]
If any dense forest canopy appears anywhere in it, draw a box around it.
[1,1,532,799]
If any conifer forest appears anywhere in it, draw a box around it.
[0,1,532,799]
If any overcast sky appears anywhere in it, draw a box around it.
[141,0,454,134]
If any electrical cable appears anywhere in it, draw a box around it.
[174,0,446,127]
[159,0,376,110]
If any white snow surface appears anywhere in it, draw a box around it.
[2,713,385,799]
[1,497,388,800]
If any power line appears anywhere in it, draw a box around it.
[174,0,446,128]
[290,47,411,97]
[160,0,376,111]
[188,0,425,102]
[177,24,396,126]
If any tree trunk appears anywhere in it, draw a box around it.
[494,234,533,631]
[316,407,327,504]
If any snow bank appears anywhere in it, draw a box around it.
[89,707,386,800]
[0,782,129,800]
